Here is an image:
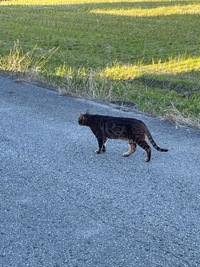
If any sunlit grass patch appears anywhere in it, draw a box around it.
[0,0,148,6]
[141,57,200,75]
[100,56,200,80]
[1,0,199,6]
[90,5,200,17]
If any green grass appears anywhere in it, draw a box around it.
[0,0,200,128]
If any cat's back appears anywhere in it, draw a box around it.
[98,114,144,126]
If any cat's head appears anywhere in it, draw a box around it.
[78,109,91,125]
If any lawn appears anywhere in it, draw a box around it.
[0,0,200,127]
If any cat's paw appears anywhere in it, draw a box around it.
[122,152,129,157]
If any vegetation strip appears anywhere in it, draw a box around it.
[0,0,199,128]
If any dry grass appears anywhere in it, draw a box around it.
[164,103,200,129]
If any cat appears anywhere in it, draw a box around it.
[78,109,168,162]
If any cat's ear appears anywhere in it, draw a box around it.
[86,109,90,114]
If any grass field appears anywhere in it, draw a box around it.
[0,0,200,127]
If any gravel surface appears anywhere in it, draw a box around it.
[0,75,200,267]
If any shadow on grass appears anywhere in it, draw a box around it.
[132,71,200,93]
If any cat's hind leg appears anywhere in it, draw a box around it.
[122,140,136,157]
[137,140,151,162]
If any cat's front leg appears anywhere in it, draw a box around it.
[102,138,108,152]
[95,136,104,154]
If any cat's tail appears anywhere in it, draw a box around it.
[145,126,168,152]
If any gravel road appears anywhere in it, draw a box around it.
[0,75,200,267]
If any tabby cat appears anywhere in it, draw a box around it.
[78,110,168,162]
